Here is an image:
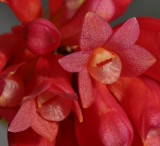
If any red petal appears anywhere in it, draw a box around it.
[31,111,59,141]
[99,113,133,146]
[78,67,95,108]
[107,18,139,47]
[0,107,18,123]
[75,105,104,146]
[0,63,25,107]
[8,100,36,132]
[56,116,79,146]
[26,18,61,55]
[24,54,76,102]
[0,80,5,97]
[48,86,78,100]
[4,0,42,22]
[73,100,83,122]
[59,51,92,72]
[0,33,24,71]
[8,128,55,146]
[80,12,112,51]
[23,56,53,102]
[136,17,160,81]
[108,0,132,21]
[37,95,72,122]
[0,75,24,107]
[0,63,24,81]
[23,82,51,103]
[109,77,160,144]
[48,55,75,95]
[49,0,83,28]
[116,45,155,76]
[8,98,59,141]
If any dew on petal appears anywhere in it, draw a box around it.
[88,47,122,84]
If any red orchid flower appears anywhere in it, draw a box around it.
[59,12,156,108]
[8,54,82,142]
[0,0,42,22]
[49,0,133,45]
[109,76,160,145]
[8,81,134,146]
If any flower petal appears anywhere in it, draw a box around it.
[73,100,83,122]
[0,33,24,71]
[31,111,59,141]
[49,0,84,28]
[37,95,72,122]
[78,67,95,108]
[8,100,36,132]
[136,17,160,81]
[8,128,55,146]
[109,45,156,76]
[0,75,24,107]
[3,0,42,22]
[48,54,76,95]
[80,12,112,51]
[56,116,79,146]
[99,113,133,146]
[107,17,139,47]
[59,51,92,72]
[109,77,160,145]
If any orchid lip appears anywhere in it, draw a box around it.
[88,47,122,84]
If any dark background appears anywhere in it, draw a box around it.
[0,0,160,145]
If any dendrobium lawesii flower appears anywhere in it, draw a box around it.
[8,54,82,142]
[59,12,156,108]
[0,0,42,22]
[12,18,61,55]
[49,0,133,45]
[108,76,160,145]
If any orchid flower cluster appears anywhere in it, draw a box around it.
[0,0,160,146]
